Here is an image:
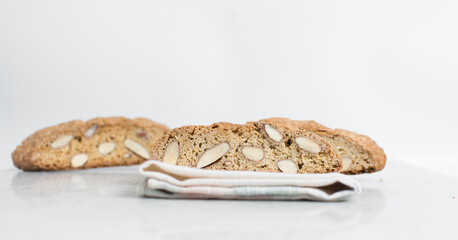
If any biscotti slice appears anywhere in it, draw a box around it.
[151,122,342,173]
[12,117,170,171]
[258,118,386,174]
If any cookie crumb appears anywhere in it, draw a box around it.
[453,196,455,199]
[379,178,383,182]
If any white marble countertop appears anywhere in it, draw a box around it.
[0,160,457,240]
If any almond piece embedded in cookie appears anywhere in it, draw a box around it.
[163,141,179,165]
[241,145,265,161]
[51,135,73,149]
[98,142,116,155]
[264,125,283,142]
[124,138,150,159]
[197,142,230,168]
[295,136,321,154]
[71,154,88,168]
[341,156,352,171]
[277,160,298,174]
[84,125,97,138]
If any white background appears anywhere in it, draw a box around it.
[1,0,457,177]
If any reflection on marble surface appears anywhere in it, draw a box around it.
[8,166,385,240]
[12,168,142,198]
[1,161,457,240]
[141,188,385,240]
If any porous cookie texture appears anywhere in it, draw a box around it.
[151,121,342,174]
[12,117,170,171]
[258,118,386,174]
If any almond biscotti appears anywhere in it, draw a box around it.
[258,118,386,174]
[151,121,342,174]
[12,117,170,171]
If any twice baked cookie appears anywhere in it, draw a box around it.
[258,118,386,174]
[151,121,342,174]
[12,117,169,171]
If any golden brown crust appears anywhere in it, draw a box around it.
[254,117,332,132]
[259,117,386,174]
[86,117,170,133]
[12,117,169,171]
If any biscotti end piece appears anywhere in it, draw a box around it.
[151,121,342,174]
[12,117,170,171]
[333,128,386,173]
[259,117,386,174]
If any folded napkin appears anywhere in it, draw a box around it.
[137,160,360,201]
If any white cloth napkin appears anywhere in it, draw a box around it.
[137,160,360,201]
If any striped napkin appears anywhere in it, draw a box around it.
[137,160,360,201]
